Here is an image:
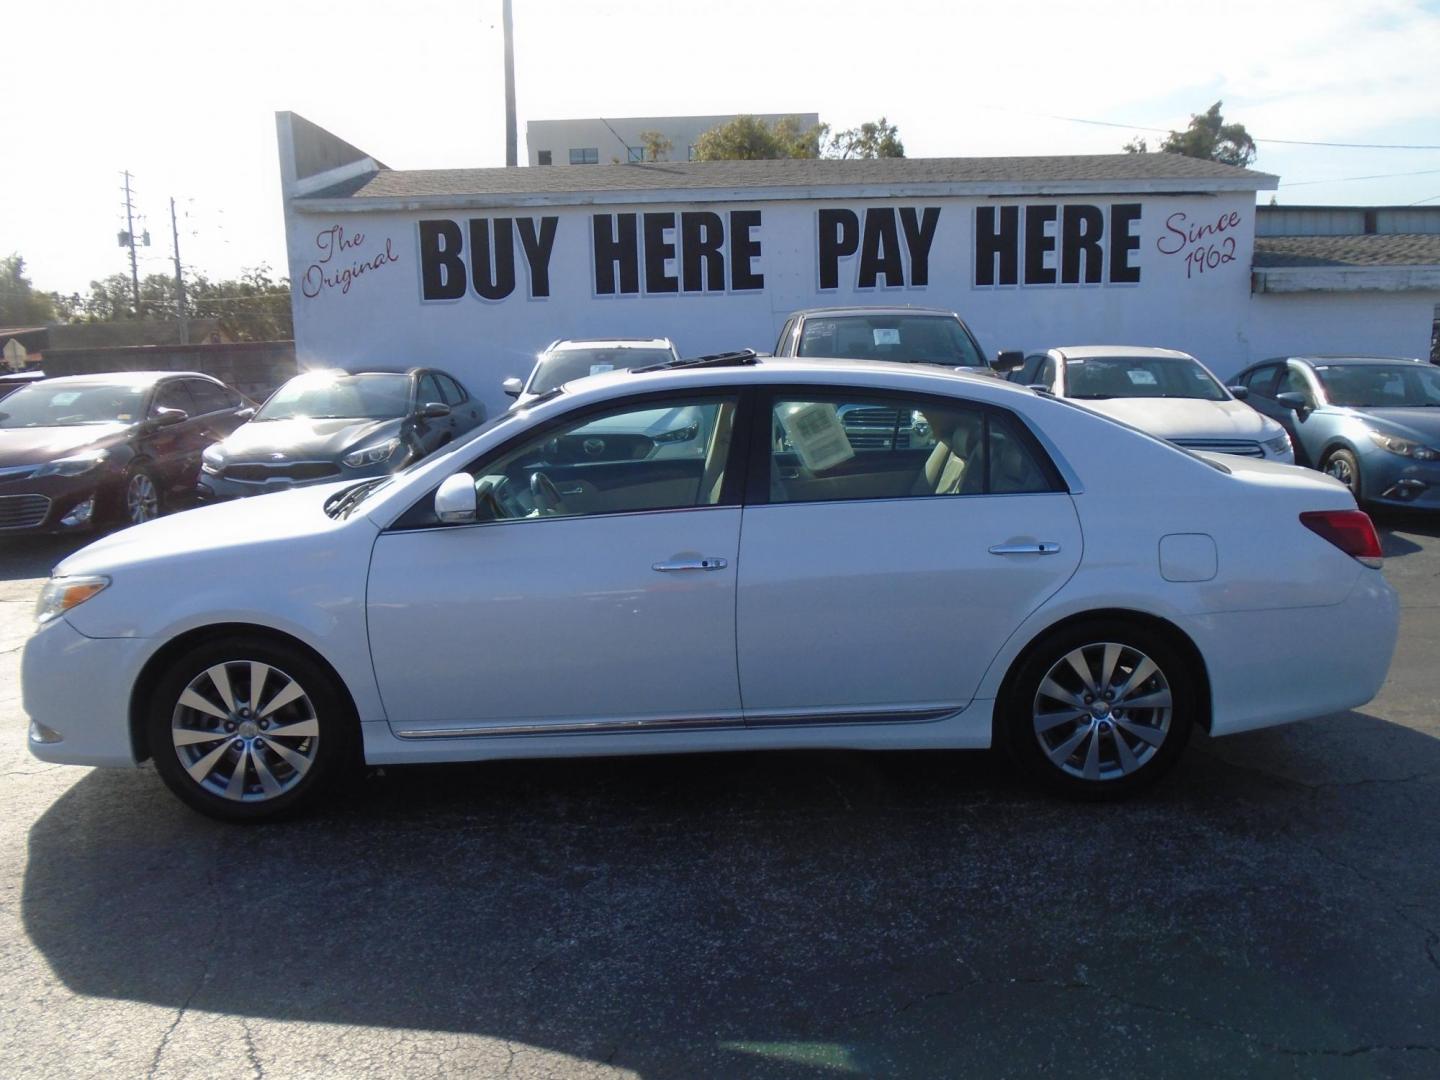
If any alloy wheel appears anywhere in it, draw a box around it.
[1032,642,1172,781]
[126,473,160,524]
[170,661,320,802]
[1325,456,1355,489]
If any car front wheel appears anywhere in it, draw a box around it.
[1322,448,1363,504]
[146,636,355,822]
[1001,620,1195,799]
[124,465,162,525]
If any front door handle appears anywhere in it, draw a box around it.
[988,542,1061,555]
[653,557,728,572]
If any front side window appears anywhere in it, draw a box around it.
[185,378,236,414]
[152,381,196,416]
[1276,364,1316,403]
[256,372,410,421]
[418,373,444,407]
[795,315,984,367]
[458,395,739,522]
[1240,363,1281,397]
[765,394,1056,505]
[1062,355,1227,401]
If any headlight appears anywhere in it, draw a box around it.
[34,575,110,625]
[1264,433,1292,456]
[35,450,109,478]
[201,445,225,475]
[1368,431,1440,460]
[342,438,401,468]
[653,422,699,444]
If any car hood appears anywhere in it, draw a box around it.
[1073,397,1280,440]
[56,481,365,577]
[214,417,402,463]
[0,423,131,466]
[1346,406,1440,445]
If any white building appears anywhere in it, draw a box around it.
[525,113,821,166]
[277,112,1440,418]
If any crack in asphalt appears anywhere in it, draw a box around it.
[144,854,227,1080]
[1305,842,1440,978]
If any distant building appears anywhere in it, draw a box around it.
[525,113,821,166]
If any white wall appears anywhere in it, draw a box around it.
[1243,291,1439,375]
[286,191,1274,417]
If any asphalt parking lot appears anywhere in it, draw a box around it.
[1,517,1438,1080]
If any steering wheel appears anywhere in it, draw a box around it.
[529,470,566,515]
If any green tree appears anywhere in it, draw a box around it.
[0,255,57,326]
[692,115,825,161]
[637,130,673,162]
[826,117,905,159]
[1124,101,1257,167]
[188,267,293,341]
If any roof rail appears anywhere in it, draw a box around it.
[631,349,760,374]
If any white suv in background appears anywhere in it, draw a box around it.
[502,338,680,408]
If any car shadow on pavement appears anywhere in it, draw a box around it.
[0,533,101,583]
[21,716,1440,1077]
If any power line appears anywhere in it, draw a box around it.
[1047,112,1440,151]
[1280,167,1440,188]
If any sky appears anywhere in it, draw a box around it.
[3,0,1438,298]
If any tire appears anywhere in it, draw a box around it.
[123,464,163,526]
[999,619,1196,800]
[146,636,356,822]
[1321,448,1363,505]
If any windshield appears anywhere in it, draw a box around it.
[529,348,675,395]
[796,315,984,367]
[1313,363,1440,407]
[257,372,410,421]
[1064,355,1228,401]
[0,383,148,427]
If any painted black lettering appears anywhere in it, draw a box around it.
[418,220,465,300]
[1060,205,1104,284]
[975,206,1019,286]
[1110,203,1142,284]
[1023,205,1058,285]
[898,207,940,287]
[467,219,516,301]
[680,211,725,292]
[643,213,679,294]
[516,216,558,297]
[593,214,639,295]
[729,210,764,291]
[858,208,905,288]
[818,209,860,289]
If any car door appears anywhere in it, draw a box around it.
[139,380,208,494]
[183,377,251,443]
[734,387,1082,722]
[366,390,746,736]
[409,372,454,456]
[1273,362,1327,465]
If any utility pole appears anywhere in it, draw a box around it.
[121,171,141,314]
[503,0,517,166]
[170,197,190,345]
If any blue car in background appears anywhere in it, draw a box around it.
[1232,355,1440,509]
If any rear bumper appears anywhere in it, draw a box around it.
[23,617,151,766]
[1186,570,1399,737]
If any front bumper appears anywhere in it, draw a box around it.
[23,616,153,766]
[1357,452,1440,509]
[0,470,116,534]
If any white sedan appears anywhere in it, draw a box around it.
[23,354,1398,821]
[1011,346,1295,461]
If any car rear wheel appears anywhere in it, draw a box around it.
[1322,448,1363,504]
[1001,620,1195,799]
[146,636,355,822]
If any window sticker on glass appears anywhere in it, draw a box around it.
[873,328,901,346]
[777,403,855,472]
[589,363,614,376]
[50,392,80,406]
[1127,369,1159,386]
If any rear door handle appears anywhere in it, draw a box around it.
[653,557,728,572]
[988,542,1061,555]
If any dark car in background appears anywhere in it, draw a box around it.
[771,306,1022,374]
[198,367,483,500]
[0,371,255,534]
[1232,354,1440,509]
[0,370,47,401]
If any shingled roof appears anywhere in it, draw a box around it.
[1254,234,1440,268]
[299,153,1275,203]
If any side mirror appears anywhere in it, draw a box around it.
[236,406,256,420]
[502,377,524,398]
[420,401,451,419]
[1226,385,1249,401]
[990,349,1025,374]
[434,473,477,524]
[1276,391,1309,414]
[149,406,188,428]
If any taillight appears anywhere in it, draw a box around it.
[1300,510,1383,568]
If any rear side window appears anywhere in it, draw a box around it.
[437,374,467,406]
[761,391,1060,505]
